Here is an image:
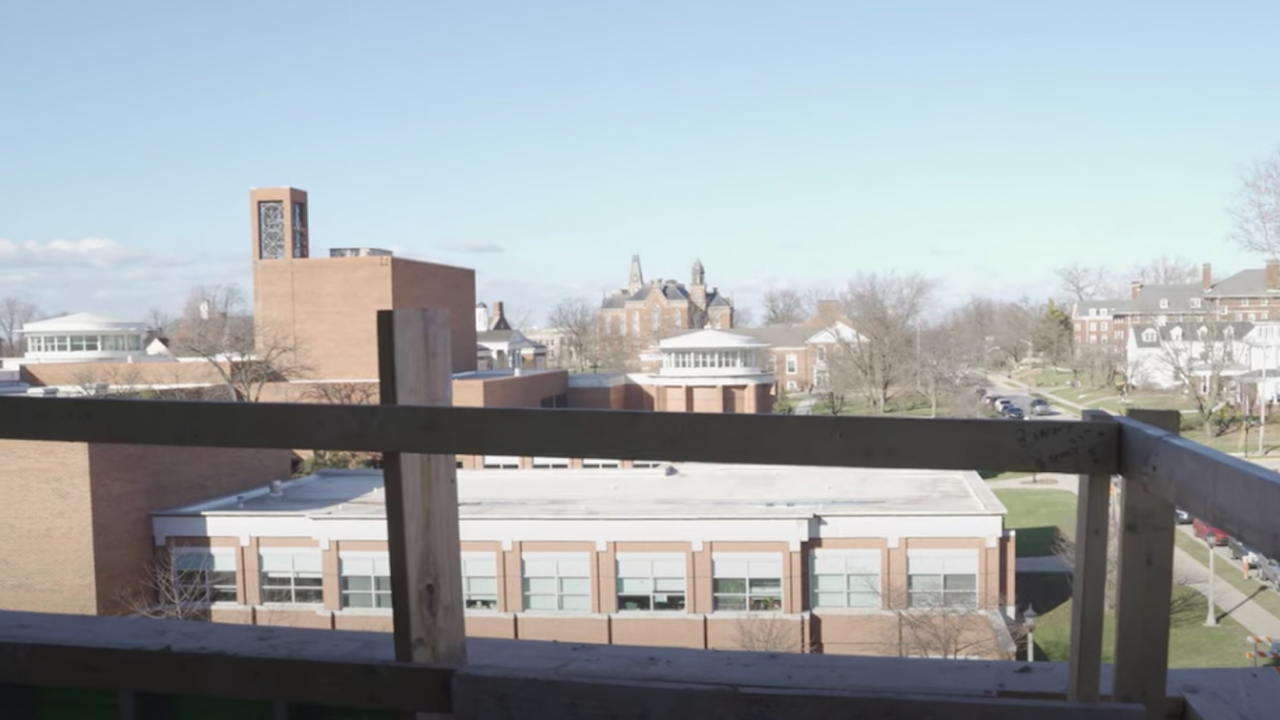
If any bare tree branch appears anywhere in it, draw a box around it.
[117,548,224,620]
[760,288,809,325]
[547,297,595,370]
[1056,264,1118,302]
[1128,255,1200,286]
[1227,148,1280,258]
[0,296,40,356]
[831,272,934,413]
[732,614,802,652]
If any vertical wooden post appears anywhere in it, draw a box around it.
[1067,410,1115,701]
[378,309,467,667]
[1112,409,1179,720]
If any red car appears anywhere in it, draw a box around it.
[1193,518,1228,546]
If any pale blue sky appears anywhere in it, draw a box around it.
[2,1,1279,323]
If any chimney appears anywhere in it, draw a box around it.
[1268,260,1280,291]
[1202,263,1212,292]
[489,301,512,331]
[1130,281,1142,300]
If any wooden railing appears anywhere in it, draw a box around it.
[0,308,1279,719]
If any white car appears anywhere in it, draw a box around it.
[993,398,1013,411]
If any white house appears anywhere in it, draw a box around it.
[20,313,153,363]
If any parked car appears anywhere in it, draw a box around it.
[1002,406,1026,420]
[1193,518,1229,546]
[1228,537,1262,566]
[1174,507,1193,524]
[1258,556,1280,588]
[993,398,1013,412]
[1029,398,1051,416]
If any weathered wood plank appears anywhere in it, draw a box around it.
[0,396,1118,474]
[378,309,467,665]
[1068,410,1115,703]
[1112,409,1179,720]
[451,666,1145,720]
[1116,415,1280,562]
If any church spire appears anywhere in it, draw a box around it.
[691,258,705,286]
[628,254,644,293]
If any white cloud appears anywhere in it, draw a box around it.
[0,237,191,269]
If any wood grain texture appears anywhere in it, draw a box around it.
[1116,415,1280,562]
[378,309,467,666]
[1068,410,1115,702]
[0,395,1118,474]
[451,666,1145,720]
[1113,409,1179,720]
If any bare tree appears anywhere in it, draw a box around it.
[117,548,225,620]
[917,322,966,418]
[170,284,310,402]
[1056,264,1118,302]
[1227,148,1280,258]
[298,382,382,471]
[1054,513,1198,615]
[145,306,173,334]
[1154,322,1239,437]
[732,305,757,328]
[732,613,802,652]
[547,297,595,370]
[1128,255,1200,286]
[760,288,809,325]
[989,299,1038,368]
[0,296,39,356]
[890,601,1016,660]
[834,272,934,413]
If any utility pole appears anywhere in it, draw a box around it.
[1205,539,1218,627]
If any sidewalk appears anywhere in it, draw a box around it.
[989,476,1280,636]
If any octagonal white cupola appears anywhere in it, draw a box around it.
[658,329,768,378]
[21,313,149,362]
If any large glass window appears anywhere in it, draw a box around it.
[811,550,881,609]
[712,553,783,611]
[616,553,686,611]
[906,549,978,609]
[173,548,237,604]
[260,550,323,604]
[785,354,798,375]
[339,553,391,609]
[462,552,499,610]
[522,552,591,611]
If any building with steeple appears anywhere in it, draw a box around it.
[597,256,734,343]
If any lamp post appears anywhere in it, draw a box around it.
[1024,606,1038,662]
[1205,537,1218,627]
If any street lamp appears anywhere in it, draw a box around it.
[1205,537,1218,627]
[1024,606,1039,662]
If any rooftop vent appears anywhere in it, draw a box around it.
[330,247,393,258]
[664,464,679,476]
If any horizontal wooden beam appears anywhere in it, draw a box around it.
[0,397,1118,474]
[1116,416,1280,562]
[0,611,450,713]
[451,666,1146,720]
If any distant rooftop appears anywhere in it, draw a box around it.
[21,313,148,334]
[158,464,1005,521]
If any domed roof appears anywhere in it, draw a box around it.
[22,312,147,333]
[659,329,766,350]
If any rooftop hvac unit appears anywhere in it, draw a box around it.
[330,247,393,258]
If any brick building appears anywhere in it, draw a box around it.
[151,464,1016,657]
[0,440,291,616]
[598,256,734,343]
[250,187,477,380]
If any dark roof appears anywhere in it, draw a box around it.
[1131,321,1253,348]
[1076,299,1130,316]
[708,293,732,307]
[1209,269,1280,296]
[601,294,628,309]
[477,330,517,343]
[1129,283,1205,314]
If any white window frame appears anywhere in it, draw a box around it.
[1100,321,1108,331]
[711,553,783,612]
[785,380,799,392]
[1142,329,1157,343]
[1115,330,1124,340]
[482,455,521,469]
[531,456,570,469]
[810,549,881,609]
[616,552,687,612]
[338,551,392,610]
[259,548,324,606]
[172,547,238,605]
[581,458,620,468]
[1159,298,1169,309]
[785,354,797,375]
[462,551,499,611]
[906,549,978,609]
[522,552,591,612]
[1243,298,1252,307]
[1088,321,1097,332]
[1191,298,1202,309]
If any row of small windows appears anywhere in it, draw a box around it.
[172,548,979,612]
[662,350,760,369]
[26,334,144,353]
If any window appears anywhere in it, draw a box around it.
[1100,335,1109,344]
[651,307,662,336]
[1115,330,1124,340]
[811,550,880,609]
[1170,327,1183,342]
[1264,313,1271,321]
[1264,299,1271,307]
[906,549,978,608]
[581,458,620,468]
[522,552,590,611]
[462,552,499,610]
[1088,321,1097,332]
[785,354,797,375]
[1100,322,1108,331]
[532,456,570,469]
[1142,329,1157,343]
[258,201,285,259]
[1237,313,1244,321]
[1088,334,1097,344]
[291,201,307,258]
[630,312,639,337]
[260,549,323,604]
[786,380,799,392]
[616,553,686,611]
[1089,308,1097,317]
[173,548,237,604]
[1243,298,1252,307]
[1159,298,1169,309]
[1250,313,1258,322]
[482,455,521,469]
[339,553,391,609]
[1191,298,1202,309]
[712,553,783,611]
[816,346,827,362]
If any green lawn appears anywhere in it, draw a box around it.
[1023,576,1254,668]
[993,489,1077,558]
[1172,529,1280,620]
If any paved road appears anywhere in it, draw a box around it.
[980,379,1068,422]
[988,476,1280,637]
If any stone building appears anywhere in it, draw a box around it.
[597,256,734,343]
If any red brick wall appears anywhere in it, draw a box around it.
[390,257,477,374]
[21,361,227,389]
[453,371,569,408]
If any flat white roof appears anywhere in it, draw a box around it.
[158,464,1005,521]
[22,312,148,334]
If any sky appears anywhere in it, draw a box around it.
[3,1,1280,325]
